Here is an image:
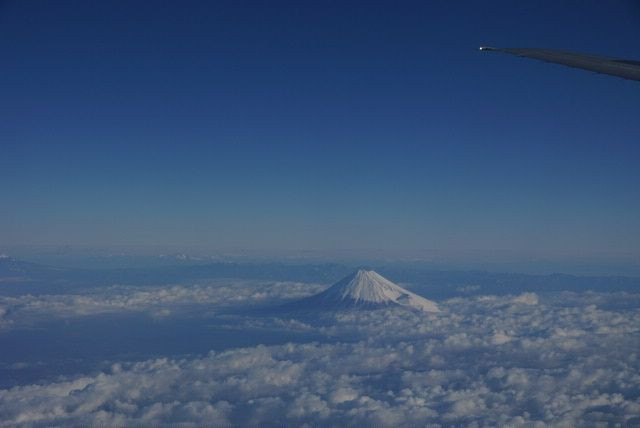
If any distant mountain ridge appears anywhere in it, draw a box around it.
[1,256,639,298]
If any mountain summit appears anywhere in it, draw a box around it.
[294,269,439,312]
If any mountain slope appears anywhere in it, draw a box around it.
[292,269,439,312]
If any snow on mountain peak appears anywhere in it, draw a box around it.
[294,269,439,312]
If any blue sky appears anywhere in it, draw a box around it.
[1,1,639,257]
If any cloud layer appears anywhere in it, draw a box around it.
[1,290,639,426]
[0,281,325,329]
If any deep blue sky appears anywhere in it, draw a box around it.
[1,1,639,258]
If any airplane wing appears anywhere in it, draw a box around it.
[479,47,640,81]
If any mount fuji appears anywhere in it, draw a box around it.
[291,269,440,312]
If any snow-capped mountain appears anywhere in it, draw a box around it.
[293,269,440,312]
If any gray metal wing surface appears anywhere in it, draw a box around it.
[479,47,640,81]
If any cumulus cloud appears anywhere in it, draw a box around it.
[0,281,325,329]
[512,292,539,305]
[1,291,639,426]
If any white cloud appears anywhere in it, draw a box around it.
[490,330,511,345]
[0,280,325,329]
[513,292,539,305]
[0,291,638,426]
